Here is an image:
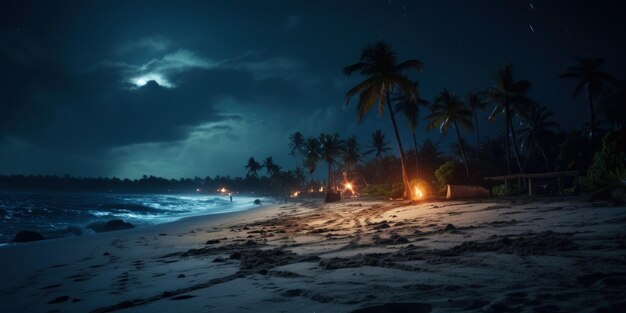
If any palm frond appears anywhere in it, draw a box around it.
[345,77,376,105]
[395,59,423,72]
[357,86,380,121]
[344,62,372,75]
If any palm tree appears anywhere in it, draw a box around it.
[450,139,477,165]
[288,132,305,166]
[427,89,474,176]
[343,135,360,172]
[262,157,281,178]
[303,137,320,176]
[465,91,488,162]
[364,130,392,158]
[560,57,616,144]
[344,41,422,198]
[318,133,345,190]
[394,82,429,177]
[342,135,367,186]
[487,63,534,175]
[244,157,262,177]
[518,105,559,171]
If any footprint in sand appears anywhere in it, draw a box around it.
[170,295,196,300]
[40,283,63,290]
[48,295,69,304]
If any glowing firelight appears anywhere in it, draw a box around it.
[344,182,354,192]
[217,187,227,193]
[319,187,324,192]
[291,191,300,197]
[414,186,424,199]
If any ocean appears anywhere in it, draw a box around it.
[0,192,271,244]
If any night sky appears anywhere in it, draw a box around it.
[1,0,625,179]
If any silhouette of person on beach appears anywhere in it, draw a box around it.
[229,193,232,202]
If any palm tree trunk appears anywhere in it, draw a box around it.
[474,114,480,163]
[327,162,332,191]
[357,170,369,186]
[385,93,413,199]
[454,121,470,177]
[505,106,511,175]
[540,147,551,171]
[412,131,419,177]
[588,91,597,147]
[508,113,525,174]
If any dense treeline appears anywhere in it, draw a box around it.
[290,41,625,200]
[0,173,312,196]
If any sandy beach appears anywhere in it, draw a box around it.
[1,197,625,313]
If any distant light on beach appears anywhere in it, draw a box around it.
[291,191,300,198]
[342,181,357,197]
[196,188,201,192]
[414,186,424,200]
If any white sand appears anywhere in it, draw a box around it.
[0,197,625,312]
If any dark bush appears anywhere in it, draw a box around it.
[584,129,626,200]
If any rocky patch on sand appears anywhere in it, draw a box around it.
[12,230,45,243]
[88,220,134,232]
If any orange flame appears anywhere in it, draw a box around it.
[414,186,424,199]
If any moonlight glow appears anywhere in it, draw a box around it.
[130,73,173,88]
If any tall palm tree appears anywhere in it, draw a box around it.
[560,57,616,144]
[318,133,345,190]
[394,82,429,177]
[344,41,422,198]
[465,91,488,162]
[487,63,534,175]
[427,89,474,176]
[303,137,320,176]
[262,157,281,178]
[288,132,305,166]
[244,157,262,177]
[450,139,477,165]
[343,135,360,173]
[342,135,366,186]
[518,105,559,171]
[365,130,392,158]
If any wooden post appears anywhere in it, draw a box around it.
[558,175,563,195]
[528,177,533,196]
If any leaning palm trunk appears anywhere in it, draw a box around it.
[327,162,332,190]
[540,147,551,171]
[587,91,597,147]
[386,93,413,199]
[412,132,419,177]
[508,114,525,174]
[504,106,512,175]
[454,121,470,177]
[474,113,480,163]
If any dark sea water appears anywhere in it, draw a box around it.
[0,192,270,244]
